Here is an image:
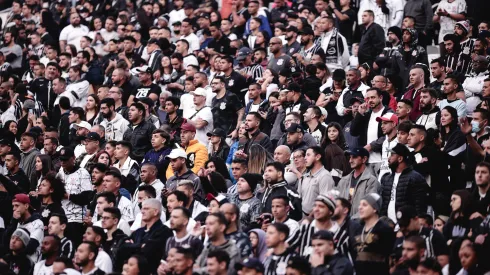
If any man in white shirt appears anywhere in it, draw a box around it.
[59,13,89,52]
[81,227,113,273]
[185,88,213,145]
[33,235,60,275]
[132,163,164,210]
[99,98,129,141]
[181,18,200,52]
[434,0,467,44]
[99,16,119,42]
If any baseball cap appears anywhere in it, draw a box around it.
[184,3,194,9]
[136,65,153,74]
[347,147,369,158]
[207,128,226,138]
[181,122,196,132]
[13,194,31,205]
[479,30,490,39]
[192,87,207,97]
[86,132,101,142]
[166,148,187,159]
[387,143,412,161]
[234,258,264,273]
[376,113,398,125]
[300,27,314,36]
[237,47,252,61]
[332,69,346,81]
[350,97,364,105]
[311,230,334,241]
[287,82,301,93]
[287,256,311,274]
[59,147,75,161]
[396,205,417,227]
[285,123,304,134]
[74,121,92,130]
[147,38,159,45]
[135,97,154,108]
[0,132,16,147]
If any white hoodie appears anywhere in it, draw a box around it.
[100,113,130,141]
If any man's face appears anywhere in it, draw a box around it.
[312,201,330,220]
[273,148,289,164]
[70,13,81,26]
[263,166,280,184]
[265,225,282,248]
[48,216,63,235]
[430,63,444,79]
[346,70,359,85]
[75,243,93,267]
[472,56,487,73]
[349,155,364,169]
[105,19,115,31]
[95,197,112,217]
[312,239,334,256]
[103,175,119,193]
[248,2,259,14]
[361,12,372,24]
[181,22,192,35]
[5,155,17,171]
[170,208,188,230]
[271,199,288,220]
[396,102,411,119]
[205,215,224,240]
[372,76,386,89]
[483,81,490,97]
[401,241,422,262]
[407,129,423,149]
[443,78,456,94]
[454,25,465,37]
[244,115,259,131]
[269,39,282,54]
[170,158,185,173]
[41,236,57,256]
[46,65,58,79]
[166,194,182,213]
[236,177,251,193]
[91,167,105,185]
[366,90,381,109]
[128,106,142,122]
[419,91,435,110]
[409,69,423,86]
[180,130,195,146]
[101,211,118,230]
[475,166,490,187]
[231,163,247,180]
[286,132,302,146]
[59,55,70,68]
[444,40,454,54]
[206,256,225,275]
[10,235,24,252]
[173,253,193,274]
[20,136,33,151]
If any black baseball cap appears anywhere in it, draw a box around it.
[287,256,311,274]
[135,97,154,108]
[207,128,226,138]
[350,97,364,105]
[300,27,314,36]
[86,132,101,142]
[59,147,75,161]
[285,123,304,134]
[286,26,298,33]
[387,143,412,162]
[396,205,417,227]
[347,147,369,158]
[311,230,334,241]
[147,38,159,45]
[287,82,301,93]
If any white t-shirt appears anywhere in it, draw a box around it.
[180,93,195,119]
[387,172,402,223]
[95,249,113,273]
[33,260,53,275]
[367,108,384,163]
[378,137,399,181]
[191,106,213,146]
[59,24,89,52]
[438,0,467,42]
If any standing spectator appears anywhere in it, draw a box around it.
[402,66,427,121]
[123,102,156,162]
[99,98,130,142]
[0,31,23,73]
[165,148,204,201]
[404,0,434,47]
[59,13,89,52]
[379,143,429,223]
[220,55,248,105]
[228,173,263,230]
[19,132,40,181]
[165,207,203,258]
[318,17,350,72]
[434,0,467,45]
[358,10,385,66]
[47,214,74,259]
[462,56,489,115]
[57,147,92,247]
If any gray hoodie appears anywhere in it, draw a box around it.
[196,239,241,274]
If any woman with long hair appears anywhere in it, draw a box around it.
[199,170,229,195]
[155,55,173,89]
[210,11,222,24]
[254,30,270,49]
[248,144,272,175]
[323,122,348,150]
[95,150,112,166]
[359,63,374,86]
[440,106,466,190]
[249,229,268,262]
[105,141,118,164]
[205,157,233,188]
[443,190,474,244]
[30,154,54,192]
[259,69,279,95]
[122,254,150,275]
[85,94,100,125]
[4,120,18,142]
[36,172,66,227]
[65,44,78,66]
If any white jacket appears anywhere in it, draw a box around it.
[65,80,90,108]
[463,71,489,115]
[100,113,130,141]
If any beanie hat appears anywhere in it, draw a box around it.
[455,20,470,35]
[12,228,30,247]
[240,173,263,192]
[362,193,382,214]
[315,194,336,212]
[388,26,402,41]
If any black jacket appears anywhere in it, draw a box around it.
[380,167,429,216]
[209,143,230,161]
[123,119,156,162]
[303,75,323,102]
[350,108,392,146]
[358,23,385,65]
[257,180,302,221]
[312,254,354,275]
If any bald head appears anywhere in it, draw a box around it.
[274,145,292,164]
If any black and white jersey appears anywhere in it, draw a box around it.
[263,248,297,275]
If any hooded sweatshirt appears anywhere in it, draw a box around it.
[100,113,130,141]
[196,239,241,274]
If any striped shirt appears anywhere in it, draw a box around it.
[393,227,449,259]
[241,63,264,82]
[298,43,324,71]
[263,248,297,275]
[60,237,74,259]
[165,233,203,259]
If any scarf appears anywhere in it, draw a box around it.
[325,28,344,65]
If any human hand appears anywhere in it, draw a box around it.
[459,117,472,135]
[358,103,367,115]
[310,252,325,267]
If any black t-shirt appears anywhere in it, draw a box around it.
[208,36,232,55]
[133,83,162,99]
[393,227,449,260]
[224,71,248,105]
[336,9,356,45]
[211,92,244,134]
[228,8,250,38]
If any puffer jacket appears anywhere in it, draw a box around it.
[165,139,209,180]
[336,167,380,218]
[380,166,429,216]
[312,254,354,275]
[123,119,156,162]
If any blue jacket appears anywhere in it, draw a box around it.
[142,147,172,182]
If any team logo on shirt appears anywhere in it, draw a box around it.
[220,102,226,110]
[42,209,50,218]
[228,79,234,86]
[290,48,294,53]
[463,47,470,55]
[240,203,250,213]
[412,50,418,56]
[277,59,284,66]
[276,262,287,275]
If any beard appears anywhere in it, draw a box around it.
[76,258,89,267]
[388,160,399,171]
[300,39,309,46]
[102,110,113,119]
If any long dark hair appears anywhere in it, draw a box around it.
[85,94,100,113]
[128,255,150,275]
[36,155,54,179]
[42,172,66,203]
[440,106,458,142]
[324,122,347,150]
[205,157,231,181]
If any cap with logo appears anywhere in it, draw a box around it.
[347,147,370,158]
[311,230,334,241]
[285,123,304,134]
[136,65,153,74]
[396,205,417,227]
[147,38,159,45]
[59,147,75,161]
[376,113,399,125]
[166,148,188,159]
[86,132,101,142]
